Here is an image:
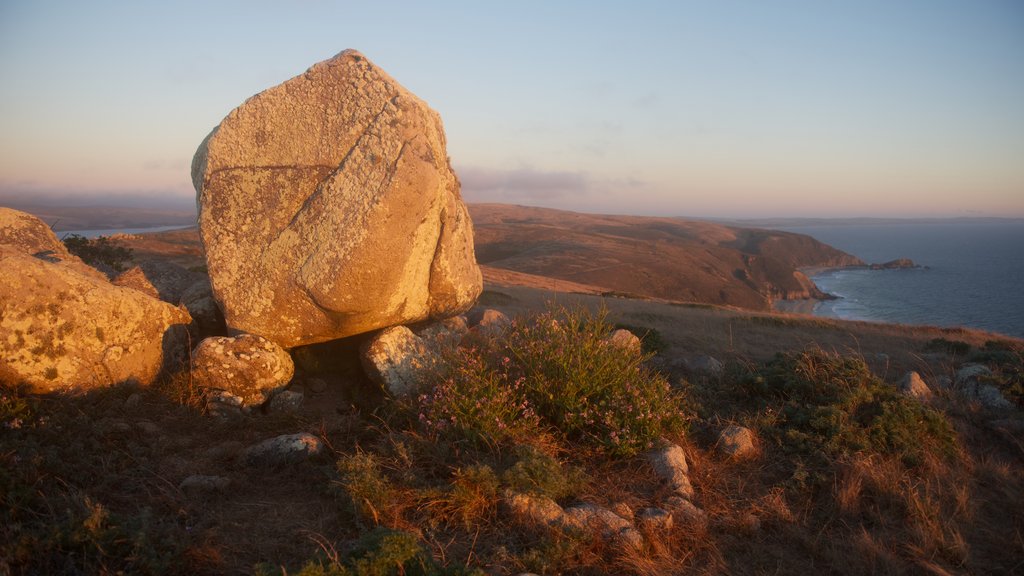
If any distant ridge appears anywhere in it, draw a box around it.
[470,204,863,311]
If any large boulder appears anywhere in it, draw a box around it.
[191,334,294,407]
[0,245,192,392]
[192,49,482,348]
[0,207,107,281]
[113,261,201,304]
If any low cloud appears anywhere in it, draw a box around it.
[457,166,589,202]
[0,182,195,211]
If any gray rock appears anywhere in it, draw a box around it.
[179,278,226,338]
[503,490,566,527]
[686,355,724,378]
[898,371,933,401]
[664,496,708,526]
[637,507,673,531]
[470,308,511,334]
[304,377,329,394]
[192,50,481,349]
[717,425,756,458]
[955,363,1011,409]
[191,334,294,407]
[360,326,432,397]
[646,444,694,499]
[125,393,143,410]
[243,433,323,466]
[205,389,248,419]
[563,502,634,534]
[267,390,304,414]
[179,474,230,495]
[605,329,642,355]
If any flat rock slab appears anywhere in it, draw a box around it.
[192,49,481,348]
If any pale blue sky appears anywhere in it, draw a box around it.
[1,0,1021,217]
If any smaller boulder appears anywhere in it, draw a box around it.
[664,496,708,526]
[605,329,642,355]
[503,490,566,528]
[897,371,933,401]
[191,334,294,407]
[414,315,469,345]
[686,355,724,378]
[360,326,432,397]
[113,266,161,299]
[469,308,511,334]
[179,278,226,338]
[267,390,304,414]
[243,433,323,466]
[637,507,673,532]
[646,443,694,499]
[716,425,756,458]
[955,364,1012,409]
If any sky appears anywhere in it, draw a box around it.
[0,0,1022,218]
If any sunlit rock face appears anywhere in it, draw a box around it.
[192,49,481,348]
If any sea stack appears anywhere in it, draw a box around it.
[191,50,482,348]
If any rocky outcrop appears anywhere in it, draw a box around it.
[192,49,481,348]
[870,258,919,270]
[0,207,107,281]
[191,335,294,407]
[0,245,192,392]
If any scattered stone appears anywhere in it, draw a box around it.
[564,503,634,534]
[414,315,469,344]
[179,278,226,338]
[191,334,294,407]
[898,371,933,401]
[955,363,1012,409]
[360,326,432,397]
[267,390,304,414]
[605,329,642,355]
[717,425,756,458]
[686,355,724,378]
[470,308,511,334]
[135,421,160,435]
[0,245,192,393]
[205,390,248,419]
[503,490,566,527]
[243,433,323,466]
[665,496,708,526]
[637,507,674,531]
[192,49,481,348]
[646,444,694,499]
[179,474,231,495]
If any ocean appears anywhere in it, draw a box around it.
[773,221,1024,339]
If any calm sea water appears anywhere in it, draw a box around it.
[56,225,191,239]
[774,221,1024,339]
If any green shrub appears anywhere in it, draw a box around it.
[924,338,971,356]
[740,350,956,466]
[62,234,133,272]
[256,528,482,576]
[336,453,396,525]
[504,306,685,456]
[501,446,584,501]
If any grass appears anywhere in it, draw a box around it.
[2,302,1023,575]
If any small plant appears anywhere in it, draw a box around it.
[739,350,956,467]
[256,528,482,576]
[62,234,133,272]
[422,464,500,529]
[501,446,584,502]
[336,453,398,526]
[924,338,971,356]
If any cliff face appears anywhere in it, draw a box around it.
[471,204,861,311]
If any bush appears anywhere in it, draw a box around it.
[416,305,685,457]
[336,453,397,526]
[924,338,971,356]
[501,446,584,501]
[256,528,482,576]
[740,350,956,466]
[62,234,133,272]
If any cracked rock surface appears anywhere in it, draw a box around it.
[192,49,481,348]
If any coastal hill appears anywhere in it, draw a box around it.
[471,203,863,310]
